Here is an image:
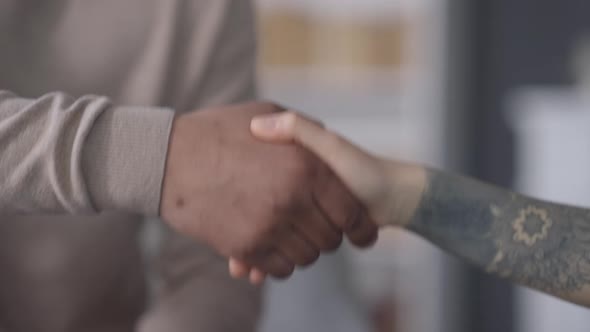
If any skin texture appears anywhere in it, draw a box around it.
[159,102,378,279]
[410,170,590,306]
[236,111,590,307]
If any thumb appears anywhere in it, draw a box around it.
[250,111,324,142]
[250,111,371,173]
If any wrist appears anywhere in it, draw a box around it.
[159,111,213,233]
[383,161,427,227]
[160,114,192,229]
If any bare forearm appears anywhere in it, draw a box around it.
[395,165,590,306]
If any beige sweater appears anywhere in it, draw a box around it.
[0,0,256,217]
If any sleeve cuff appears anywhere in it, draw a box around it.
[82,105,175,216]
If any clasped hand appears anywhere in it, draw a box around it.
[159,102,381,281]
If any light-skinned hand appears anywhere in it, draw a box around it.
[229,111,425,283]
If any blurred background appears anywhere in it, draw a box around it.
[253,0,590,332]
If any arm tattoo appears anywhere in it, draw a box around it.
[408,169,590,297]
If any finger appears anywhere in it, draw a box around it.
[250,268,267,285]
[345,209,379,248]
[229,258,250,279]
[276,231,320,267]
[256,251,295,279]
[292,204,343,252]
[314,180,379,248]
[251,111,324,141]
[312,164,370,232]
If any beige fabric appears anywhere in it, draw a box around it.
[0,92,173,216]
[0,1,260,331]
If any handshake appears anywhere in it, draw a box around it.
[160,101,424,284]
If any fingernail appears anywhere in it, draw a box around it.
[251,114,283,131]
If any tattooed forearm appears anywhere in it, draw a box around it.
[407,169,590,305]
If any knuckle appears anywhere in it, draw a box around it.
[252,213,281,240]
[324,232,344,252]
[274,265,295,279]
[293,252,314,267]
[272,194,307,221]
[349,227,379,248]
[341,205,363,231]
[294,257,307,266]
[302,251,320,267]
[229,243,254,260]
[231,232,271,260]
